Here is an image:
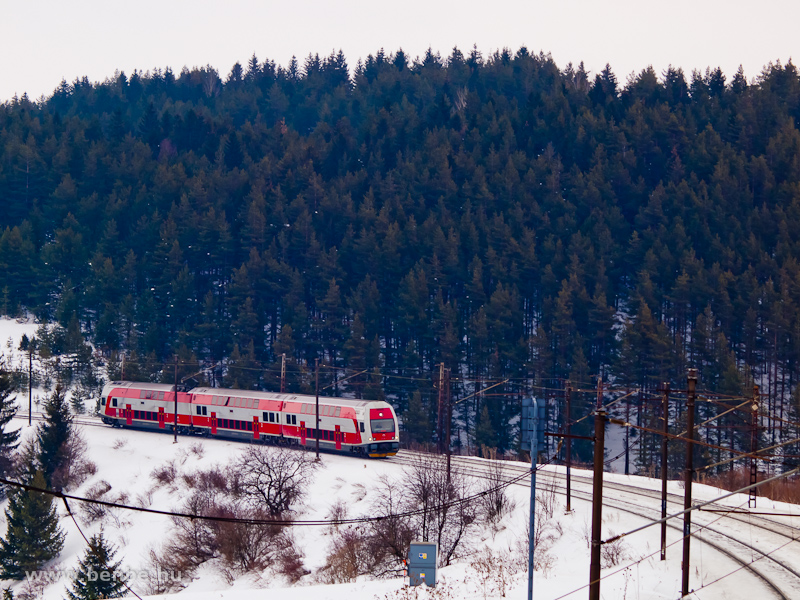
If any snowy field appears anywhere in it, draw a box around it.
[1,317,799,599]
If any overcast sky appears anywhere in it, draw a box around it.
[1,0,798,103]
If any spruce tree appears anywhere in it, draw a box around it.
[0,370,19,481]
[475,404,498,454]
[65,532,126,600]
[0,470,65,579]
[36,384,73,488]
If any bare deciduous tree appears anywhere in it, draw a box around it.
[234,446,319,515]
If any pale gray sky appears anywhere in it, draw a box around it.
[1,0,797,102]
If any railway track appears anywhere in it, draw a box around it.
[16,411,800,597]
[390,450,800,599]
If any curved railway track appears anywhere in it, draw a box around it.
[15,413,800,597]
[390,450,800,599]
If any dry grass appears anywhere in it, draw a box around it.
[700,467,800,504]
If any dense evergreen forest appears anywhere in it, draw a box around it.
[1,47,800,463]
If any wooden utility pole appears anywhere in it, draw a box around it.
[588,406,607,600]
[565,380,572,512]
[445,368,452,481]
[173,359,179,444]
[660,382,670,561]
[436,363,445,454]
[681,369,698,597]
[315,358,320,460]
[624,393,631,475]
[596,375,603,409]
[28,347,33,426]
[749,385,760,509]
[280,353,286,393]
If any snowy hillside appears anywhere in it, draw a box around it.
[1,317,799,600]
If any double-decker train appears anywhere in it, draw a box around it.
[100,381,400,458]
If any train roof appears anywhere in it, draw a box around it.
[106,381,178,391]
[191,386,377,408]
[106,381,390,409]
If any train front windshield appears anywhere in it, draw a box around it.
[370,418,395,433]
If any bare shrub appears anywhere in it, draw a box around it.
[366,475,414,576]
[112,438,127,450]
[702,467,800,504]
[601,534,629,568]
[277,534,308,583]
[216,508,288,572]
[478,450,516,525]
[53,429,96,491]
[317,526,374,583]
[234,446,319,516]
[326,499,349,531]
[189,441,205,458]
[80,479,112,524]
[468,548,518,598]
[196,465,229,493]
[404,454,478,566]
[142,547,188,595]
[536,473,558,520]
[15,567,50,599]
[152,460,178,486]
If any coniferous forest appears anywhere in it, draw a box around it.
[1,47,800,464]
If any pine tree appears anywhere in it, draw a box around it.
[65,532,126,600]
[475,404,498,453]
[36,384,73,488]
[0,371,19,481]
[0,470,65,579]
[402,391,432,445]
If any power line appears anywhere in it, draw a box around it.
[61,496,144,600]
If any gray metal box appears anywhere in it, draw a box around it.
[408,541,437,587]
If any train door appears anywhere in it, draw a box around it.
[126,404,133,426]
[158,407,165,429]
[300,421,306,445]
[252,416,259,440]
[211,412,217,435]
[335,424,342,450]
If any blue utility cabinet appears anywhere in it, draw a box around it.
[408,541,437,587]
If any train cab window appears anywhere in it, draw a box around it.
[112,399,118,408]
[370,418,395,433]
[101,397,106,406]
[359,422,365,433]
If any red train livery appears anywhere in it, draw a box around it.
[100,381,400,458]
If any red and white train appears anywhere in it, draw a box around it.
[100,381,400,458]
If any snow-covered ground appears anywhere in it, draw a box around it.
[1,317,799,600]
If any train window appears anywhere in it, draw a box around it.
[140,390,146,399]
[112,399,118,407]
[203,406,207,416]
[247,422,253,431]
[370,418,395,433]
[335,407,341,417]
[101,398,106,406]
[359,422,365,433]
[263,412,269,422]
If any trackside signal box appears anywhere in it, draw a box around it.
[408,541,437,587]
